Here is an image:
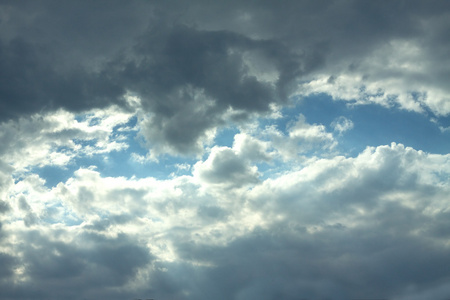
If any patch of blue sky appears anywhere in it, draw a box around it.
[35,150,196,189]
[213,126,240,148]
[71,139,97,148]
[74,110,103,124]
[34,165,77,188]
[287,94,450,156]
[99,150,193,179]
[342,102,449,155]
[62,212,83,226]
[114,114,139,132]
[254,160,285,181]
[33,94,450,188]
[75,126,198,180]
[73,113,86,123]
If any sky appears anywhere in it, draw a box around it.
[0,1,450,299]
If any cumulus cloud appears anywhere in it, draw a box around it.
[193,146,260,189]
[263,114,337,160]
[1,139,449,299]
[232,133,273,162]
[1,1,450,299]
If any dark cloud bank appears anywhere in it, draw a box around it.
[2,0,450,154]
[1,1,450,300]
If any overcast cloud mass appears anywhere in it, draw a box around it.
[1,1,450,299]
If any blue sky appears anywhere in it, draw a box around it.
[34,93,450,188]
[1,1,450,300]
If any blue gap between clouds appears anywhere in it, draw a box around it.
[290,94,450,156]
[34,115,199,188]
[32,96,450,188]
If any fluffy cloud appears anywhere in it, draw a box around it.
[193,146,260,189]
[1,140,449,299]
[0,104,135,171]
[1,1,450,299]
[263,114,337,160]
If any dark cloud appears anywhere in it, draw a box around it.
[0,230,153,300]
[16,196,39,226]
[1,0,449,153]
[0,253,14,276]
[0,37,126,120]
[122,25,301,154]
[152,214,450,300]
[0,0,151,120]
[0,201,9,214]
[193,146,260,188]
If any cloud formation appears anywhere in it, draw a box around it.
[1,140,449,299]
[1,1,450,300]
[2,1,449,155]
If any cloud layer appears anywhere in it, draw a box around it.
[1,140,449,299]
[1,1,449,155]
[1,1,450,300]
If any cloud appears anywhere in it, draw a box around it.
[3,1,449,155]
[193,146,260,188]
[0,104,135,171]
[2,230,153,300]
[0,160,14,203]
[232,133,273,162]
[123,24,302,156]
[1,139,449,299]
[1,1,450,299]
[331,116,354,134]
[263,114,337,160]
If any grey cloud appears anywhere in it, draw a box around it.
[160,215,450,300]
[0,38,126,120]
[83,232,152,282]
[197,205,228,221]
[0,143,449,299]
[193,147,260,188]
[142,143,450,300]
[0,0,151,119]
[1,2,450,298]
[17,195,39,227]
[123,25,301,155]
[0,161,14,203]
[0,230,153,300]
[0,201,10,214]
[0,1,302,155]
[2,1,449,154]
[0,252,16,284]
[83,213,135,232]
[185,1,450,115]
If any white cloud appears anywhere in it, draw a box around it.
[263,114,337,160]
[1,138,449,299]
[232,133,273,162]
[331,116,354,134]
[0,105,135,172]
[298,39,450,116]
